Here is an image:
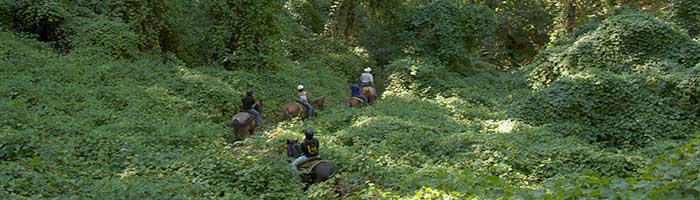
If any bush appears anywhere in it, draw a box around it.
[516,72,693,147]
[5,0,74,48]
[669,0,700,38]
[106,0,169,51]
[68,17,140,59]
[405,1,496,73]
[0,30,55,66]
[537,139,700,199]
[529,11,700,87]
[287,0,331,34]
[519,11,700,148]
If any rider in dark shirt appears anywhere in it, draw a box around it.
[351,80,369,107]
[291,128,319,171]
[241,89,262,128]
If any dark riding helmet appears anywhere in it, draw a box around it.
[246,89,254,96]
[304,128,314,139]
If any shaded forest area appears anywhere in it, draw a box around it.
[1,0,700,199]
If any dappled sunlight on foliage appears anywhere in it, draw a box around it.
[519,11,700,149]
[2,1,700,199]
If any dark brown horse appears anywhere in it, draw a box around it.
[282,96,326,119]
[346,96,366,108]
[360,86,377,105]
[229,101,262,141]
[286,140,338,190]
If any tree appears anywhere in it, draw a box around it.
[565,0,576,36]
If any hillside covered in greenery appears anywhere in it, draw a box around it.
[1,0,700,199]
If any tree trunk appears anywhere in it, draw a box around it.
[566,0,576,36]
[344,0,355,40]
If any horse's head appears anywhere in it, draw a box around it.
[313,96,326,111]
[286,139,300,158]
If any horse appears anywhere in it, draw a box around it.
[286,139,338,190]
[360,86,377,105]
[229,101,263,141]
[347,96,366,108]
[282,96,326,120]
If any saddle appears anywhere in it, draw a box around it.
[294,102,306,112]
[231,112,254,126]
[351,96,365,103]
[299,157,327,173]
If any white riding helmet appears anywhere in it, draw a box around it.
[297,85,304,90]
[364,67,371,72]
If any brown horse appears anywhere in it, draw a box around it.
[282,96,326,120]
[286,140,338,190]
[229,101,263,141]
[360,86,377,104]
[347,96,366,108]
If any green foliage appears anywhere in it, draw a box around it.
[0,0,74,48]
[529,11,700,87]
[354,0,408,65]
[538,139,700,199]
[405,1,496,73]
[209,0,287,70]
[0,30,55,66]
[474,0,556,69]
[3,1,700,199]
[669,0,700,38]
[0,28,356,198]
[520,11,700,148]
[106,0,169,51]
[68,17,141,59]
[516,72,693,147]
[287,0,332,34]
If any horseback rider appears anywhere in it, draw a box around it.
[297,85,314,119]
[360,67,378,98]
[351,80,369,107]
[291,128,320,171]
[241,89,262,128]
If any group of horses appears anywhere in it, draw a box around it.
[227,86,377,189]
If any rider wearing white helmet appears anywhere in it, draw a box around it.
[297,85,314,119]
[360,67,378,98]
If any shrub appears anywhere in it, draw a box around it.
[68,17,140,59]
[287,0,331,34]
[528,11,700,87]
[106,0,169,51]
[519,11,700,148]
[516,72,693,147]
[405,1,496,73]
[0,0,74,49]
[669,0,700,38]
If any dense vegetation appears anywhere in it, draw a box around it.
[2,0,699,199]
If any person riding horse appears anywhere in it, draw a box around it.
[241,89,262,128]
[351,80,369,107]
[286,129,337,190]
[297,85,314,119]
[360,67,378,99]
[291,128,320,171]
